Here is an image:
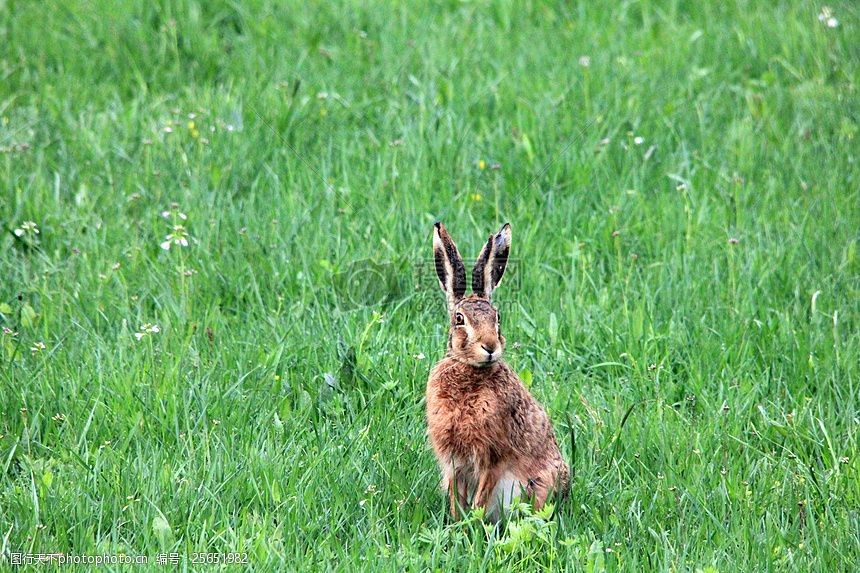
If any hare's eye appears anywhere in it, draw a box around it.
[454,313,465,326]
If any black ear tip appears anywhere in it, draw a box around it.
[434,221,443,230]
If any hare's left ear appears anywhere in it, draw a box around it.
[472,223,511,300]
[433,222,467,311]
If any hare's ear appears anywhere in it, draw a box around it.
[433,222,467,310]
[472,223,511,300]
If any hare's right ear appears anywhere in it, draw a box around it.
[472,223,511,300]
[433,222,466,311]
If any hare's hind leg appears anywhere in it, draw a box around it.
[523,475,553,511]
[532,483,550,509]
[527,468,566,511]
[527,479,567,510]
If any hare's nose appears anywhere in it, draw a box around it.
[482,344,497,355]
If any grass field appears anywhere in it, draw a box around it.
[1,0,858,570]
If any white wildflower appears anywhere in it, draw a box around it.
[134,323,161,341]
[160,224,190,250]
[13,220,39,237]
[818,7,838,28]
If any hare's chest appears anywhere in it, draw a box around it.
[430,388,504,457]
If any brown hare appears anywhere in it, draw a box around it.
[425,222,569,521]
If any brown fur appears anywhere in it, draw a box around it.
[426,224,569,520]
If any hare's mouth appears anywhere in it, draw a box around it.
[452,349,501,367]
[474,352,500,367]
[459,355,497,368]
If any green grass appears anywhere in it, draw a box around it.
[1,0,858,570]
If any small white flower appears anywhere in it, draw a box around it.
[162,205,187,220]
[413,353,426,360]
[578,55,591,67]
[818,7,838,27]
[13,220,39,237]
[163,126,173,133]
[160,224,190,250]
[30,341,46,354]
[134,323,160,341]
[634,136,644,145]
[2,327,18,337]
